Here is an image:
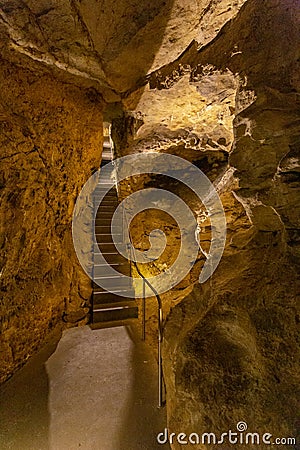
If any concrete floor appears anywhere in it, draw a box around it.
[0,325,170,450]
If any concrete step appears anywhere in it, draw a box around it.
[95,225,123,236]
[93,276,133,289]
[89,317,137,330]
[101,257,129,266]
[94,253,129,270]
[93,243,126,253]
[95,215,117,223]
[92,306,138,323]
[97,184,114,189]
[93,187,116,192]
[95,212,118,220]
[96,209,117,215]
[96,209,115,216]
[94,183,116,188]
[93,285,133,294]
[95,206,118,212]
[93,192,117,199]
[97,184,115,189]
[93,265,129,277]
[93,194,117,201]
[100,160,110,166]
[95,242,124,253]
[94,219,114,225]
[94,251,129,265]
[96,196,117,202]
[93,192,117,197]
[94,244,126,253]
[95,233,122,243]
[94,188,116,193]
[95,225,121,234]
[93,275,131,289]
[93,261,128,268]
[95,204,118,211]
[93,262,130,276]
[95,213,115,222]
[94,201,117,206]
[94,202,118,210]
[97,181,116,186]
[96,205,116,211]
[93,252,129,265]
[93,289,135,301]
[93,298,137,309]
[93,196,118,204]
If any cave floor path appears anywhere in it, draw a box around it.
[0,325,169,450]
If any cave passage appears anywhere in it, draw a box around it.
[0,0,299,448]
[0,326,169,449]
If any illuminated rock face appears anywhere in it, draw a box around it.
[0,52,103,383]
[0,0,299,444]
[0,0,250,383]
[111,0,300,446]
[0,0,247,95]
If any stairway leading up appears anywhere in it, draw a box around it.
[91,134,138,328]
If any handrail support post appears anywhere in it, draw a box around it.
[142,278,146,341]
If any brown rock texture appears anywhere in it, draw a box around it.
[110,0,300,447]
[0,0,299,446]
[0,47,103,382]
[0,0,247,95]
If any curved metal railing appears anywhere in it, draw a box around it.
[124,213,165,408]
[130,253,165,408]
[111,152,165,408]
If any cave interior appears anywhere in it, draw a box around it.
[0,0,299,449]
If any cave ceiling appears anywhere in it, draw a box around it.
[0,0,247,100]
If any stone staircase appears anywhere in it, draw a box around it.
[91,134,138,327]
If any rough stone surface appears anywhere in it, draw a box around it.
[110,0,300,447]
[0,0,299,447]
[0,0,247,96]
[0,46,103,383]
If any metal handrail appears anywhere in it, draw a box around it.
[131,258,165,408]
[111,155,165,408]
[122,209,165,408]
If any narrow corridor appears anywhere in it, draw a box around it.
[0,325,169,450]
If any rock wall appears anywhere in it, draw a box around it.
[0,0,299,444]
[0,52,103,383]
[0,0,249,385]
[162,1,300,447]
[111,0,300,447]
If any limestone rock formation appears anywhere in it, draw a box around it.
[0,0,247,95]
[0,0,250,384]
[0,41,103,382]
[111,0,300,446]
[0,0,299,447]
